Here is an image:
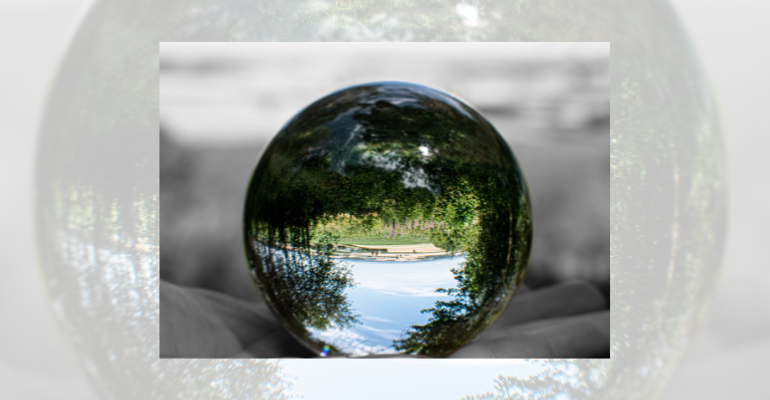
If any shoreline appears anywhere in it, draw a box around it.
[332,243,462,262]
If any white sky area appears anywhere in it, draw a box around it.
[282,358,542,400]
[159,42,608,144]
[351,257,459,297]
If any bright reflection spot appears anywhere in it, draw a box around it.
[455,3,479,28]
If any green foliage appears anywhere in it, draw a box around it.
[393,170,532,356]
[247,230,360,336]
[312,214,451,245]
[428,178,481,254]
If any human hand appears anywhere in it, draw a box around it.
[160,279,316,358]
[449,281,609,358]
[160,279,608,358]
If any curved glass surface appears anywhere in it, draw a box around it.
[243,82,532,357]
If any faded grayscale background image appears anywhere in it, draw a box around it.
[2,0,769,399]
[159,43,610,308]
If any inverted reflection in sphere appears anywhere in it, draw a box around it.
[243,82,532,357]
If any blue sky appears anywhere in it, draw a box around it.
[307,256,463,356]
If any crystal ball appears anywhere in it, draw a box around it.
[243,82,532,357]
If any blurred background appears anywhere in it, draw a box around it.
[159,42,610,304]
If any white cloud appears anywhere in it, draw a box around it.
[351,258,460,296]
[309,327,399,357]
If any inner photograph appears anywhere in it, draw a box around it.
[159,42,610,358]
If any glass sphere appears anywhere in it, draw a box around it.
[243,82,532,357]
